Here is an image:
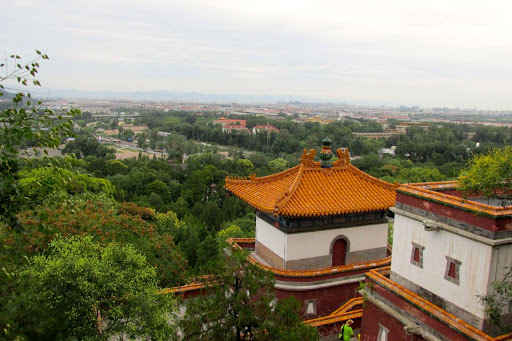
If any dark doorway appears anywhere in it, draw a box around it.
[332,238,347,267]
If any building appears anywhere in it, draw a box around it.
[223,138,398,330]
[378,148,395,158]
[395,122,430,132]
[225,139,397,271]
[168,145,512,339]
[222,124,251,133]
[213,118,247,127]
[353,131,403,140]
[252,124,280,134]
[360,181,512,341]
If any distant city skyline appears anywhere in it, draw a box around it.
[2,0,512,110]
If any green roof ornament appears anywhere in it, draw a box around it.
[319,137,333,168]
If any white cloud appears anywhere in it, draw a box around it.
[1,0,512,109]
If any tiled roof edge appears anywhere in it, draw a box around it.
[228,238,392,278]
[274,164,305,213]
[366,267,512,341]
[224,188,275,214]
[225,164,302,185]
[347,164,400,190]
[398,183,512,216]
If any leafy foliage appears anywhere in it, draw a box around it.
[396,166,444,183]
[180,249,319,340]
[459,146,512,200]
[2,235,176,340]
[18,166,115,204]
[0,51,79,227]
[479,267,512,333]
[3,201,188,286]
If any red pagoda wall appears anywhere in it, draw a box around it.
[276,282,361,319]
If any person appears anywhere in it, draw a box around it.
[338,319,354,341]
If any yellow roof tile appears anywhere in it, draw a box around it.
[225,148,398,217]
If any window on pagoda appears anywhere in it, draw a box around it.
[410,242,424,268]
[377,323,389,341]
[304,299,317,316]
[444,256,461,285]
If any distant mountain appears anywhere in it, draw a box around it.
[0,89,15,100]
[44,88,347,104]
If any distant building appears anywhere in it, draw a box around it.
[265,114,287,121]
[353,131,402,140]
[222,124,250,133]
[252,124,280,134]
[378,148,395,157]
[395,122,430,132]
[214,118,247,127]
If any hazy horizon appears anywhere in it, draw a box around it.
[2,1,512,110]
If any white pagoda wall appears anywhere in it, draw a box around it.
[390,213,493,327]
[488,243,512,296]
[255,216,287,268]
[255,215,388,270]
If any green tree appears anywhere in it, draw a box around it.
[459,146,512,201]
[218,225,247,244]
[479,268,512,333]
[268,158,289,173]
[0,51,79,227]
[180,249,319,340]
[396,167,445,183]
[6,201,188,286]
[237,159,255,175]
[3,235,176,340]
[18,166,115,204]
[62,134,115,158]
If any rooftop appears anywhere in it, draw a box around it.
[225,139,398,218]
[398,181,512,217]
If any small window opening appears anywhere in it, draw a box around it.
[413,247,420,262]
[448,262,456,278]
[378,323,389,341]
[444,256,461,285]
[410,242,424,268]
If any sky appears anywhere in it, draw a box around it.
[2,0,512,109]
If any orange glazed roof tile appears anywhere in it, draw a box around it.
[398,181,512,217]
[225,145,398,217]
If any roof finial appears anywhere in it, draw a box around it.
[319,137,333,168]
[335,148,351,166]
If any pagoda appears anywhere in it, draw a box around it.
[360,181,512,340]
[225,138,398,271]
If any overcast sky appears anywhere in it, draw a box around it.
[2,0,512,109]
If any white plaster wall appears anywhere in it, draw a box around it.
[488,243,512,296]
[391,214,493,319]
[256,216,286,258]
[285,222,388,261]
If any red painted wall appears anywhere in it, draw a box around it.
[396,192,512,232]
[362,282,479,341]
[276,282,361,319]
[360,300,421,341]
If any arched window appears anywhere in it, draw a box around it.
[332,238,348,267]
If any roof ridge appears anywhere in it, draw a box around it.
[274,164,305,214]
[347,164,400,189]
[225,164,301,184]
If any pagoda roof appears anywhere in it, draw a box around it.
[225,146,398,218]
